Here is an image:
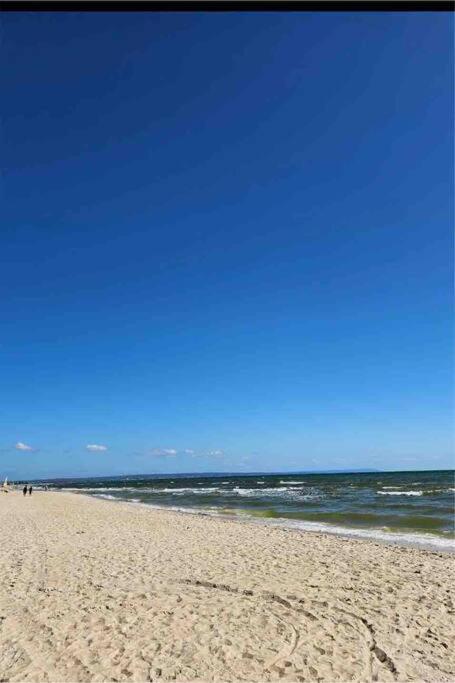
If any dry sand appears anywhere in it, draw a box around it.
[0,491,453,683]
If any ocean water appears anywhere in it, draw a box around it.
[41,470,454,551]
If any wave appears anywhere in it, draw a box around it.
[279,480,306,485]
[234,486,300,493]
[91,496,454,552]
[232,486,320,501]
[76,484,322,500]
[69,486,223,495]
[68,484,323,500]
[159,487,220,493]
[424,488,455,494]
[265,519,454,551]
[377,490,422,496]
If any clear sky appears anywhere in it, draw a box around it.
[1,11,453,479]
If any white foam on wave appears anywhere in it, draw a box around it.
[235,486,293,493]
[95,496,454,553]
[66,486,213,495]
[234,486,279,495]
[232,486,319,501]
[279,480,306,485]
[159,487,221,494]
[424,488,455,494]
[377,490,422,496]
[265,519,455,552]
[89,485,322,500]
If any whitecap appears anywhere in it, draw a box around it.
[377,490,422,496]
[264,519,454,552]
[233,486,288,495]
[158,487,221,494]
[280,480,306,485]
[232,486,319,501]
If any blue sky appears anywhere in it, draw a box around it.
[1,11,453,479]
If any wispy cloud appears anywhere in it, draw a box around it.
[188,449,225,459]
[148,448,178,457]
[15,441,33,451]
[141,447,224,458]
[86,444,108,452]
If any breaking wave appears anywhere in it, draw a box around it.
[377,490,423,496]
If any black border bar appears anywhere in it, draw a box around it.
[0,1,454,11]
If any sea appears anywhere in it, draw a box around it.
[35,469,454,551]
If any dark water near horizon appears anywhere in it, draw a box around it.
[32,470,454,550]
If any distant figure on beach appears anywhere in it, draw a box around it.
[28,485,33,496]
[23,485,27,496]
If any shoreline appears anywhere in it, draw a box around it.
[1,490,454,682]
[65,489,455,555]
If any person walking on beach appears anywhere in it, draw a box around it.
[28,485,32,496]
[23,485,27,496]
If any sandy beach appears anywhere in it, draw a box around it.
[0,491,453,682]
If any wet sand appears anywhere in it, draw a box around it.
[0,491,454,682]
